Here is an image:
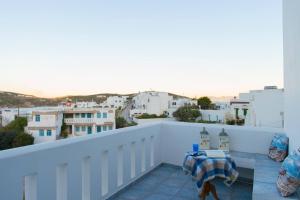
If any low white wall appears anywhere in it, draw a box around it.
[0,123,162,200]
[133,117,175,125]
[160,121,283,166]
[0,121,285,200]
[200,109,225,122]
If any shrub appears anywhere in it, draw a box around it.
[116,117,137,129]
[173,105,201,122]
[0,131,18,150]
[12,133,34,148]
[226,119,236,125]
[136,113,168,119]
[2,117,27,133]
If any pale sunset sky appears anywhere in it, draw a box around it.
[0,0,283,98]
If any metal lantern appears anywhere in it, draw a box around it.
[219,128,230,151]
[200,127,210,150]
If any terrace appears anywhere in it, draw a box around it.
[0,121,299,200]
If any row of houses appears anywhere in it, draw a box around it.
[129,91,197,118]
[0,103,116,144]
[200,86,284,128]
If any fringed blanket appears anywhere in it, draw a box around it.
[182,151,239,190]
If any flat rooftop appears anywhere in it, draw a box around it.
[109,164,252,200]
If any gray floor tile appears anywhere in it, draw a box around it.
[110,165,253,200]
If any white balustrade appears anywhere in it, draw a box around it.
[0,121,283,200]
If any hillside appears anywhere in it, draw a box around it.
[0,91,224,108]
[0,91,134,108]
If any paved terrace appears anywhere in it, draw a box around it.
[109,164,253,200]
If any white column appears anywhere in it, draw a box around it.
[72,125,75,136]
[92,125,96,134]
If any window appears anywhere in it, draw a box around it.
[81,113,86,118]
[103,126,107,131]
[35,115,40,122]
[97,112,101,118]
[108,126,113,130]
[81,126,86,132]
[39,129,44,136]
[75,126,80,132]
[97,126,101,133]
[87,113,92,118]
[47,130,52,136]
[87,126,92,134]
[75,113,80,118]
[103,113,107,118]
[243,109,248,117]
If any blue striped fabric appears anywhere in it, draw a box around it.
[183,151,239,190]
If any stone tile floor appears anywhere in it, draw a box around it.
[109,164,253,200]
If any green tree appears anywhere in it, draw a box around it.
[116,117,128,129]
[173,105,201,122]
[197,97,212,110]
[12,133,34,148]
[60,122,69,138]
[0,131,18,150]
[0,117,33,150]
[2,117,27,133]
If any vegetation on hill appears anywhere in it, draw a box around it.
[0,91,135,107]
[0,117,34,150]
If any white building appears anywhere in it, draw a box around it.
[239,86,284,128]
[229,98,250,120]
[167,97,197,117]
[103,96,128,109]
[27,111,63,144]
[130,92,172,117]
[63,107,115,137]
[200,109,226,123]
[130,91,196,118]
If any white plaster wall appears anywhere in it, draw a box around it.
[283,0,300,152]
[0,123,162,200]
[160,121,283,166]
[249,89,284,128]
[133,117,175,125]
[200,109,225,122]
[31,129,58,143]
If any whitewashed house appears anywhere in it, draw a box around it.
[239,86,284,128]
[27,111,63,144]
[130,91,172,117]
[229,98,250,120]
[167,97,197,117]
[103,96,129,109]
[63,107,115,137]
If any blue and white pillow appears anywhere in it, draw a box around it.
[277,148,300,197]
[269,134,289,162]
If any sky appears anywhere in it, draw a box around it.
[0,0,283,98]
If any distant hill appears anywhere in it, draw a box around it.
[0,91,228,108]
[0,91,134,108]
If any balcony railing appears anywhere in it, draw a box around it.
[0,122,285,200]
[64,118,97,124]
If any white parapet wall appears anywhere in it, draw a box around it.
[0,121,283,200]
[160,121,283,166]
[133,117,175,125]
[0,123,162,200]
